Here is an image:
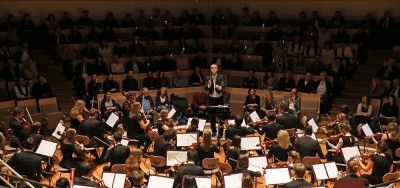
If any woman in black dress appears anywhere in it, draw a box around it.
[244,88,260,115]
[60,128,82,169]
[372,122,400,161]
[69,100,87,130]
[233,154,262,178]
[324,123,357,166]
[379,95,399,125]
[226,135,244,171]
[100,91,120,120]
[268,130,295,163]
[196,131,220,166]
[154,87,169,112]
[125,102,151,157]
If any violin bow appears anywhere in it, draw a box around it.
[25,107,34,124]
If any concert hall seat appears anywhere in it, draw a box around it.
[0,82,10,101]
[0,100,15,118]
[111,164,126,173]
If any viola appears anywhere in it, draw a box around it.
[274,161,287,168]
[21,118,31,131]
[164,161,188,173]
[250,119,268,127]
[325,133,344,142]
[256,139,278,147]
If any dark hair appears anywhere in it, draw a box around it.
[79,162,94,176]
[13,107,24,117]
[235,114,243,127]
[25,137,36,150]
[279,101,289,112]
[247,88,255,94]
[231,135,241,150]
[187,149,198,162]
[377,142,393,161]
[340,105,350,115]
[190,117,199,130]
[164,128,177,139]
[114,132,122,142]
[237,154,249,169]
[183,175,198,188]
[56,177,70,188]
[304,125,313,136]
[267,112,276,121]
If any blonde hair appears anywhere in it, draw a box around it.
[337,113,348,124]
[131,170,145,185]
[70,100,85,118]
[125,148,142,173]
[277,130,290,149]
[347,159,360,173]
[129,102,141,118]
[288,150,301,164]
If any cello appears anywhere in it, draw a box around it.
[140,109,154,134]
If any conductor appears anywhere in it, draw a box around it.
[205,64,226,137]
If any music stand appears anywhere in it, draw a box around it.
[208,105,231,147]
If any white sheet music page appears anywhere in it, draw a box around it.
[147,176,174,188]
[361,123,374,137]
[166,150,188,166]
[113,173,126,188]
[194,177,212,188]
[106,112,119,128]
[312,164,328,180]
[73,185,97,188]
[101,172,115,188]
[249,111,261,122]
[248,156,268,172]
[311,133,317,140]
[241,137,261,150]
[223,173,243,188]
[342,146,361,162]
[35,140,57,157]
[121,139,129,146]
[186,118,207,131]
[264,168,291,185]
[177,133,198,147]
[325,162,339,179]
[167,108,176,118]
[52,123,65,139]
[308,118,319,133]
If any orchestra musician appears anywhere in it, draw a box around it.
[155,110,169,135]
[296,126,325,159]
[7,137,42,183]
[28,122,43,150]
[226,135,244,171]
[233,154,262,178]
[136,87,159,125]
[122,91,136,128]
[320,112,346,150]
[69,100,87,130]
[225,115,255,140]
[78,108,110,162]
[371,123,400,161]
[131,170,146,188]
[172,149,205,188]
[335,159,369,187]
[186,117,203,137]
[283,163,314,188]
[243,88,260,116]
[287,150,302,177]
[276,101,298,129]
[254,112,284,141]
[60,128,84,170]
[55,177,70,188]
[9,107,29,148]
[73,162,99,187]
[197,131,220,167]
[261,91,277,117]
[153,128,177,157]
[191,92,208,118]
[205,63,226,138]
[102,132,130,171]
[125,102,151,157]
[268,130,295,163]
[125,148,147,180]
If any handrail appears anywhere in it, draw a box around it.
[0,159,35,188]
[0,172,58,188]
[368,178,400,188]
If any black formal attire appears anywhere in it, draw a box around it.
[86,81,102,101]
[268,143,295,163]
[122,77,139,92]
[296,136,324,159]
[255,122,284,141]
[9,118,29,147]
[60,142,82,169]
[226,147,241,171]
[277,77,295,92]
[384,134,400,161]
[122,99,133,123]
[377,66,399,81]
[78,118,109,159]
[103,78,119,93]
[129,43,146,57]
[196,144,220,167]
[296,78,316,93]
[253,42,273,68]
[225,125,255,140]
[74,176,99,187]
[326,135,357,165]
[153,135,173,157]
[276,112,298,129]
[334,174,369,187]
[283,178,313,188]
[100,99,119,120]
[32,82,53,99]
[143,77,157,90]
[155,95,169,112]
[92,62,109,76]
[125,114,151,152]
[379,103,399,125]
[173,162,205,188]
[242,77,258,89]
[7,151,42,182]
[204,74,226,135]
[190,74,204,86]
[126,60,144,74]
[103,143,130,171]
[244,95,261,113]
[361,155,392,185]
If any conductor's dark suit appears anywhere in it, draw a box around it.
[204,74,226,134]
[173,163,205,188]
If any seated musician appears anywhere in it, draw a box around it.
[233,154,262,178]
[125,102,151,157]
[154,128,177,157]
[172,150,205,188]
[28,122,43,150]
[74,162,99,187]
[371,123,400,161]
[287,151,301,177]
[9,107,29,148]
[186,117,203,137]
[225,115,255,140]
[226,135,245,171]
[276,101,298,130]
[136,87,159,125]
[155,87,170,112]
[254,112,284,141]
[268,130,295,163]
[335,159,369,187]
[102,132,130,171]
[243,88,260,117]
[156,110,169,135]
[55,177,70,188]
[261,91,277,118]
[131,170,146,188]
[7,137,42,182]
[324,123,357,168]
[78,108,109,163]
[191,92,208,118]
[358,142,393,185]
[122,91,136,128]
[296,126,325,159]
[60,128,83,170]
[197,131,220,167]
[320,113,346,150]
[69,100,87,130]
[125,148,147,179]
[283,163,314,188]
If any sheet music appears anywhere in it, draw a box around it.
[313,164,329,180]
[106,113,119,128]
[241,137,262,150]
[311,133,317,140]
[308,118,319,133]
[249,111,261,122]
[121,139,129,146]
[325,162,339,179]
[167,108,176,118]
[147,175,174,188]
[227,119,246,127]
[113,173,126,188]
[342,146,361,162]
[223,173,243,188]
[177,133,198,147]
[297,133,317,141]
[186,118,207,131]
[52,123,65,139]
[361,123,374,137]
[264,168,291,185]
[248,156,268,172]
[73,185,97,188]
[194,177,212,188]
[35,140,57,157]
[102,172,115,188]
[166,150,188,166]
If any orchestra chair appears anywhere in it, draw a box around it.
[382,172,399,187]
[218,162,232,175]
[302,156,321,182]
[53,155,71,178]
[149,155,167,175]
[75,134,98,160]
[111,164,126,173]
[124,178,132,188]
[43,111,64,135]
[300,93,320,122]
[0,100,15,118]
[333,178,365,188]
[202,158,220,185]
[16,98,39,114]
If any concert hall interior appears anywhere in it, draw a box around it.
[0,0,400,187]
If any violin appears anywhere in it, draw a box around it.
[325,133,344,142]
[164,161,188,173]
[21,118,31,132]
[256,139,278,147]
[80,107,90,120]
[274,161,288,168]
[250,119,269,127]
[373,132,384,140]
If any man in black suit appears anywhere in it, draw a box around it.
[9,107,29,148]
[296,126,325,159]
[86,74,102,106]
[103,132,130,171]
[205,63,226,137]
[7,137,42,182]
[32,75,53,99]
[122,71,139,92]
[276,101,298,129]
[242,70,258,89]
[125,55,144,74]
[154,128,177,157]
[296,72,315,93]
[225,115,255,140]
[255,112,283,141]
[74,162,99,187]
[172,150,205,188]
[283,163,314,188]
[78,108,109,162]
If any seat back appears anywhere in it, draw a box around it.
[370,98,381,118]
[150,156,166,168]
[202,158,219,170]
[333,177,365,188]
[218,162,232,174]
[46,112,63,131]
[76,135,90,145]
[382,172,399,183]
[0,100,15,118]
[111,164,126,173]
[17,98,38,114]
[38,97,59,114]
[302,156,321,168]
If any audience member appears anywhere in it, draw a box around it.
[32,75,53,98]
[122,71,139,92]
[173,70,189,88]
